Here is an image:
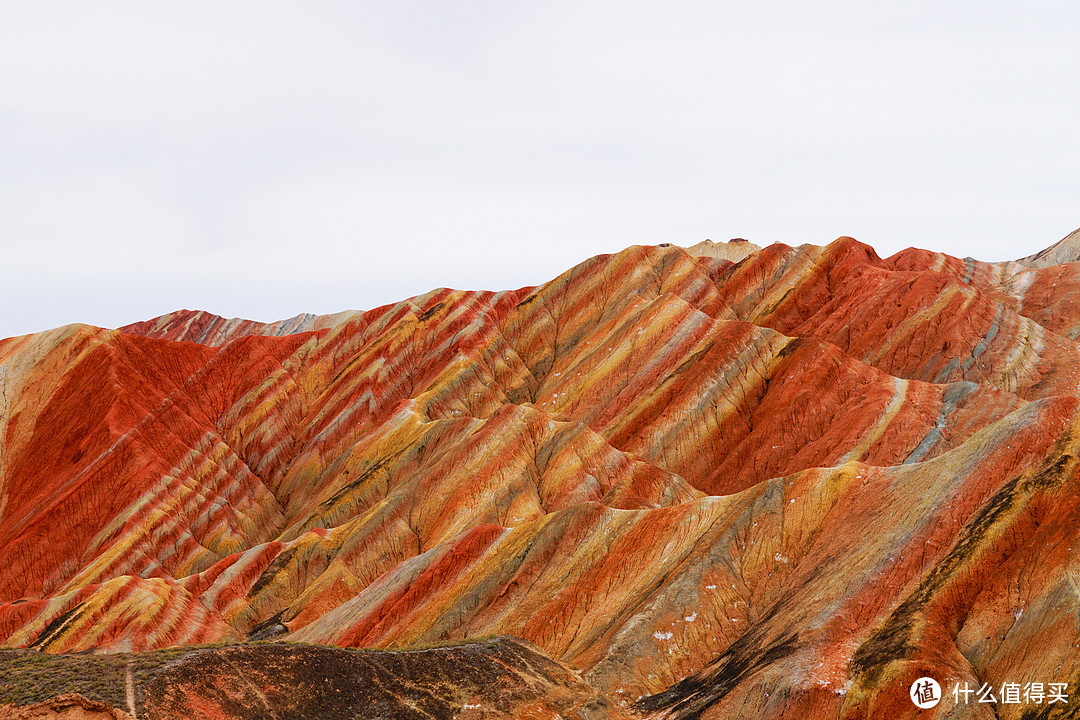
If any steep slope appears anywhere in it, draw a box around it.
[1017,227,1080,268]
[635,397,1080,718]
[3,235,1080,718]
[710,237,1080,399]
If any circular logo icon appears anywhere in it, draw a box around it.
[910,677,941,709]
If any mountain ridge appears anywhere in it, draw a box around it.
[3,235,1080,718]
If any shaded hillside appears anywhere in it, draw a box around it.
[0,637,614,720]
[2,237,1080,718]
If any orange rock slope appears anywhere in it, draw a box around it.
[3,238,1080,718]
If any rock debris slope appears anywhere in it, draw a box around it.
[2,238,1080,718]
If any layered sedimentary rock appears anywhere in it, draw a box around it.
[684,238,761,263]
[1017,227,1080,268]
[3,236,1080,718]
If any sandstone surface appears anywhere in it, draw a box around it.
[0,694,133,720]
[683,238,762,263]
[3,236,1080,718]
[1017,227,1080,268]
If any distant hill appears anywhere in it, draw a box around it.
[683,237,762,262]
[1018,226,1080,267]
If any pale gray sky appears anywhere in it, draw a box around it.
[2,1,1078,339]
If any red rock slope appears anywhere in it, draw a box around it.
[2,238,1080,718]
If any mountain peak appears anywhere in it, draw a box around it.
[1017,226,1080,267]
[682,237,762,262]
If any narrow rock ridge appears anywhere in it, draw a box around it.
[1017,226,1080,268]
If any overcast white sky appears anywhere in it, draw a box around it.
[2,1,1078,339]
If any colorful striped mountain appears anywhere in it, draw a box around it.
[3,236,1080,718]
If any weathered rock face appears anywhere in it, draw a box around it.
[0,694,133,720]
[1017,227,1080,268]
[0,640,614,720]
[138,639,622,720]
[3,235,1080,718]
[684,238,762,263]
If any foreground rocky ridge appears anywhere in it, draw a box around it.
[3,237,1080,718]
[0,638,612,719]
